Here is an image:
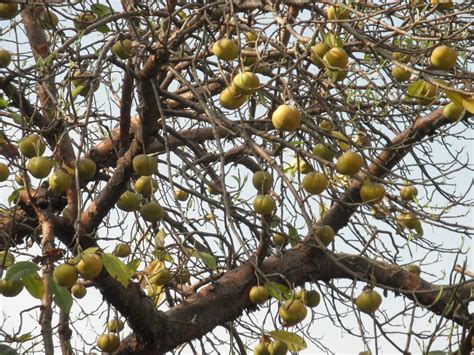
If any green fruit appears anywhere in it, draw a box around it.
[150,267,172,286]
[77,158,96,180]
[252,171,273,194]
[430,45,457,70]
[360,181,385,203]
[175,189,189,201]
[0,3,17,20]
[254,342,270,355]
[134,176,158,196]
[0,49,11,68]
[117,191,141,212]
[355,289,382,314]
[336,151,364,176]
[72,70,100,96]
[273,233,286,248]
[107,319,124,333]
[417,81,438,105]
[0,251,15,269]
[398,212,421,230]
[268,340,288,355]
[272,105,301,132]
[278,299,307,327]
[0,279,23,297]
[313,143,336,161]
[443,102,465,122]
[292,158,313,174]
[41,10,59,29]
[76,253,103,280]
[53,264,78,288]
[323,47,349,69]
[298,289,320,308]
[392,51,411,64]
[310,42,330,68]
[391,65,411,82]
[327,5,350,20]
[253,194,276,215]
[114,243,131,258]
[249,286,269,304]
[96,333,120,353]
[219,85,248,110]
[233,72,260,94]
[27,157,52,179]
[400,184,418,201]
[132,154,157,176]
[49,170,72,193]
[19,134,46,158]
[212,38,239,61]
[302,172,328,195]
[175,270,191,284]
[430,0,453,9]
[74,12,96,31]
[406,264,421,276]
[140,202,166,223]
[0,162,9,181]
[313,225,335,247]
[71,283,87,298]
[327,67,348,82]
[111,39,132,59]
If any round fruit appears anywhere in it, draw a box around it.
[430,0,453,10]
[246,31,258,42]
[27,157,52,179]
[219,85,248,110]
[76,253,103,280]
[313,143,336,161]
[360,181,385,203]
[417,81,438,105]
[74,12,95,31]
[254,342,270,355]
[97,333,120,353]
[132,154,157,176]
[253,195,276,215]
[355,289,382,314]
[313,225,335,247]
[398,212,420,230]
[392,51,411,64]
[430,45,457,71]
[0,251,15,269]
[327,68,348,82]
[252,171,273,194]
[310,42,330,68]
[41,10,59,29]
[71,283,87,298]
[302,172,328,195]
[49,170,72,193]
[391,66,411,82]
[53,264,78,288]
[272,105,301,132]
[140,202,165,223]
[268,340,288,355]
[298,289,320,308]
[320,120,334,130]
[233,72,260,95]
[406,264,421,276]
[278,299,307,327]
[0,3,17,20]
[249,285,269,304]
[400,184,418,201]
[273,233,286,248]
[72,70,100,96]
[108,319,124,333]
[330,131,350,151]
[111,39,132,60]
[292,158,313,174]
[77,158,96,180]
[0,162,9,182]
[175,189,189,201]
[0,279,23,297]
[117,191,141,212]
[324,47,348,69]
[150,267,172,286]
[443,102,465,122]
[19,134,46,158]
[114,243,131,258]
[336,151,364,176]
[212,38,239,61]
[134,176,158,196]
[327,5,350,20]
[0,49,11,68]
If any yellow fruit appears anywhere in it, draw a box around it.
[360,181,385,203]
[107,319,124,333]
[132,154,157,176]
[175,189,189,201]
[330,131,350,151]
[297,289,320,308]
[77,158,96,180]
[242,54,258,66]
[406,264,421,276]
[392,51,411,64]
[400,185,418,201]
[53,264,78,288]
[302,172,328,195]
[219,85,248,110]
[272,105,301,132]
[0,251,15,269]
[355,289,382,314]
[430,45,457,71]
[114,243,131,258]
[96,334,120,353]
[134,176,158,196]
[140,202,166,223]
[49,170,72,193]
[0,49,11,68]
[324,47,349,69]
[320,120,334,130]
[278,299,307,327]
[313,143,336,161]
[0,279,23,297]
[117,191,141,212]
[76,253,103,280]
[19,134,46,158]
[417,81,438,105]
[253,194,276,215]
[249,286,269,304]
[310,42,330,68]
[327,5,350,20]
[292,158,313,174]
[336,151,364,176]
[430,0,453,10]
[27,157,52,179]
[391,66,411,82]
[41,10,58,29]
[150,267,172,285]
[313,225,335,247]
[268,340,288,355]
[254,342,270,355]
[273,233,286,248]
[0,3,17,20]
[212,38,239,61]
[111,39,132,60]
[246,31,258,42]
[327,68,348,82]
[398,212,421,230]
[443,102,465,122]
[252,171,273,194]
[0,162,9,182]
[233,72,260,94]
[74,12,95,31]
[71,283,87,299]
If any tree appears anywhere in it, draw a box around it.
[0,0,472,354]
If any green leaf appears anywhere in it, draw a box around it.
[270,330,307,352]
[11,333,32,343]
[264,281,290,301]
[196,251,217,270]
[8,188,23,205]
[0,344,18,355]
[83,247,100,255]
[324,33,343,48]
[406,79,425,98]
[49,277,73,314]
[97,24,110,33]
[127,258,141,277]
[443,89,463,107]
[5,261,39,281]
[91,3,112,17]
[11,113,28,127]
[102,253,131,288]
[152,248,174,263]
[22,272,45,299]
[72,85,85,98]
